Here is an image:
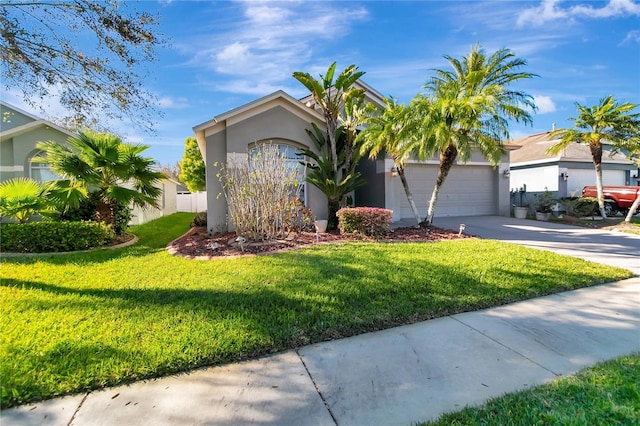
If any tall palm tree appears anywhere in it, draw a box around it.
[547,96,640,218]
[358,97,423,226]
[293,62,364,176]
[36,130,164,230]
[417,45,536,225]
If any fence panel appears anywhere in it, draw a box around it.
[177,192,207,212]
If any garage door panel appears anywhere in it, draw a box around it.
[398,165,497,218]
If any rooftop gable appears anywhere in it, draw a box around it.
[510,131,632,165]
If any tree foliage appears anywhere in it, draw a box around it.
[0,0,163,129]
[358,97,423,226]
[179,137,206,192]
[293,62,367,229]
[0,177,52,223]
[416,45,537,224]
[36,130,163,232]
[547,96,640,219]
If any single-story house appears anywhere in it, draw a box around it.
[193,81,514,233]
[0,101,177,224]
[509,130,639,199]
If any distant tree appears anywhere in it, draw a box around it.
[547,96,640,218]
[416,45,536,225]
[0,0,163,129]
[179,137,206,192]
[36,130,163,232]
[157,161,181,182]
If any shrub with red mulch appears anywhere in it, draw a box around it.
[167,226,474,259]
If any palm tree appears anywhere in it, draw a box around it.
[0,177,51,223]
[417,45,536,225]
[358,97,423,226]
[299,123,365,230]
[293,62,364,176]
[547,96,640,218]
[36,130,164,231]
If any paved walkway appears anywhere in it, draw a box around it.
[4,217,640,426]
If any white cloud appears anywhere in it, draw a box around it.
[518,0,640,27]
[188,1,369,94]
[621,29,640,44]
[157,96,190,109]
[533,95,557,114]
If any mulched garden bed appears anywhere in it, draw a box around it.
[167,225,474,259]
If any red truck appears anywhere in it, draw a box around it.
[582,185,640,216]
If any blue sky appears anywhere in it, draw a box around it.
[4,0,640,166]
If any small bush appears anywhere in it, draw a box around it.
[571,197,599,217]
[0,221,114,253]
[285,199,315,233]
[337,207,392,238]
[191,212,207,227]
[58,191,131,235]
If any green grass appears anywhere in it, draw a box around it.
[0,213,633,407]
[422,353,640,425]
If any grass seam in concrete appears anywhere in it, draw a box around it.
[66,392,89,426]
[295,349,339,426]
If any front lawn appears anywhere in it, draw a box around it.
[422,353,640,425]
[0,213,632,407]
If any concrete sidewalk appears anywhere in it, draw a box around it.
[4,278,639,426]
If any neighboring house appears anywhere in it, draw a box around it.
[193,81,514,234]
[0,101,177,224]
[509,131,639,198]
[1,101,75,183]
[129,178,179,225]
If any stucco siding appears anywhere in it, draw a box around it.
[1,104,34,131]
[205,130,228,234]
[225,106,321,154]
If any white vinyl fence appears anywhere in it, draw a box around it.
[177,191,207,213]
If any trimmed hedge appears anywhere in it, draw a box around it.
[337,207,392,238]
[0,221,114,253]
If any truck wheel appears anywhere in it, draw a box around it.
[604,201,619,217]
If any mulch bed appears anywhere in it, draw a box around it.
[167,226,474,259]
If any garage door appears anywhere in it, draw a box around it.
[395,164,498,218]
[568,169,626,195]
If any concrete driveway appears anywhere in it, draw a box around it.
[432,215,640,275]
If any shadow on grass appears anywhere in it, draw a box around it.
[1,240,631,407]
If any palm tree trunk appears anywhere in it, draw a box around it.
[625,195,640,223]
[95,199,115,229]
[326,115,339,176]
[424,144,458,226]
[327,196,340,231]
[590,143,607,218]
[397,165,421,227]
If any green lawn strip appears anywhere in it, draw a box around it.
[421,353,640,425]
[0,214,632,407]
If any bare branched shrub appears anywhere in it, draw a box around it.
[217,144,304,241]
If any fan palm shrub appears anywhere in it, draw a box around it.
[36,130,163,233]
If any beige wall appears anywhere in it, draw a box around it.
[205,105,327,233]
[129,179,178,225]
[1,126,71,182]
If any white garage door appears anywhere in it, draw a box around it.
[395,164,498,218]
[568,169,626,195]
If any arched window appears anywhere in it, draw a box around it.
[29,151,60,181]
[249,143,307,204]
